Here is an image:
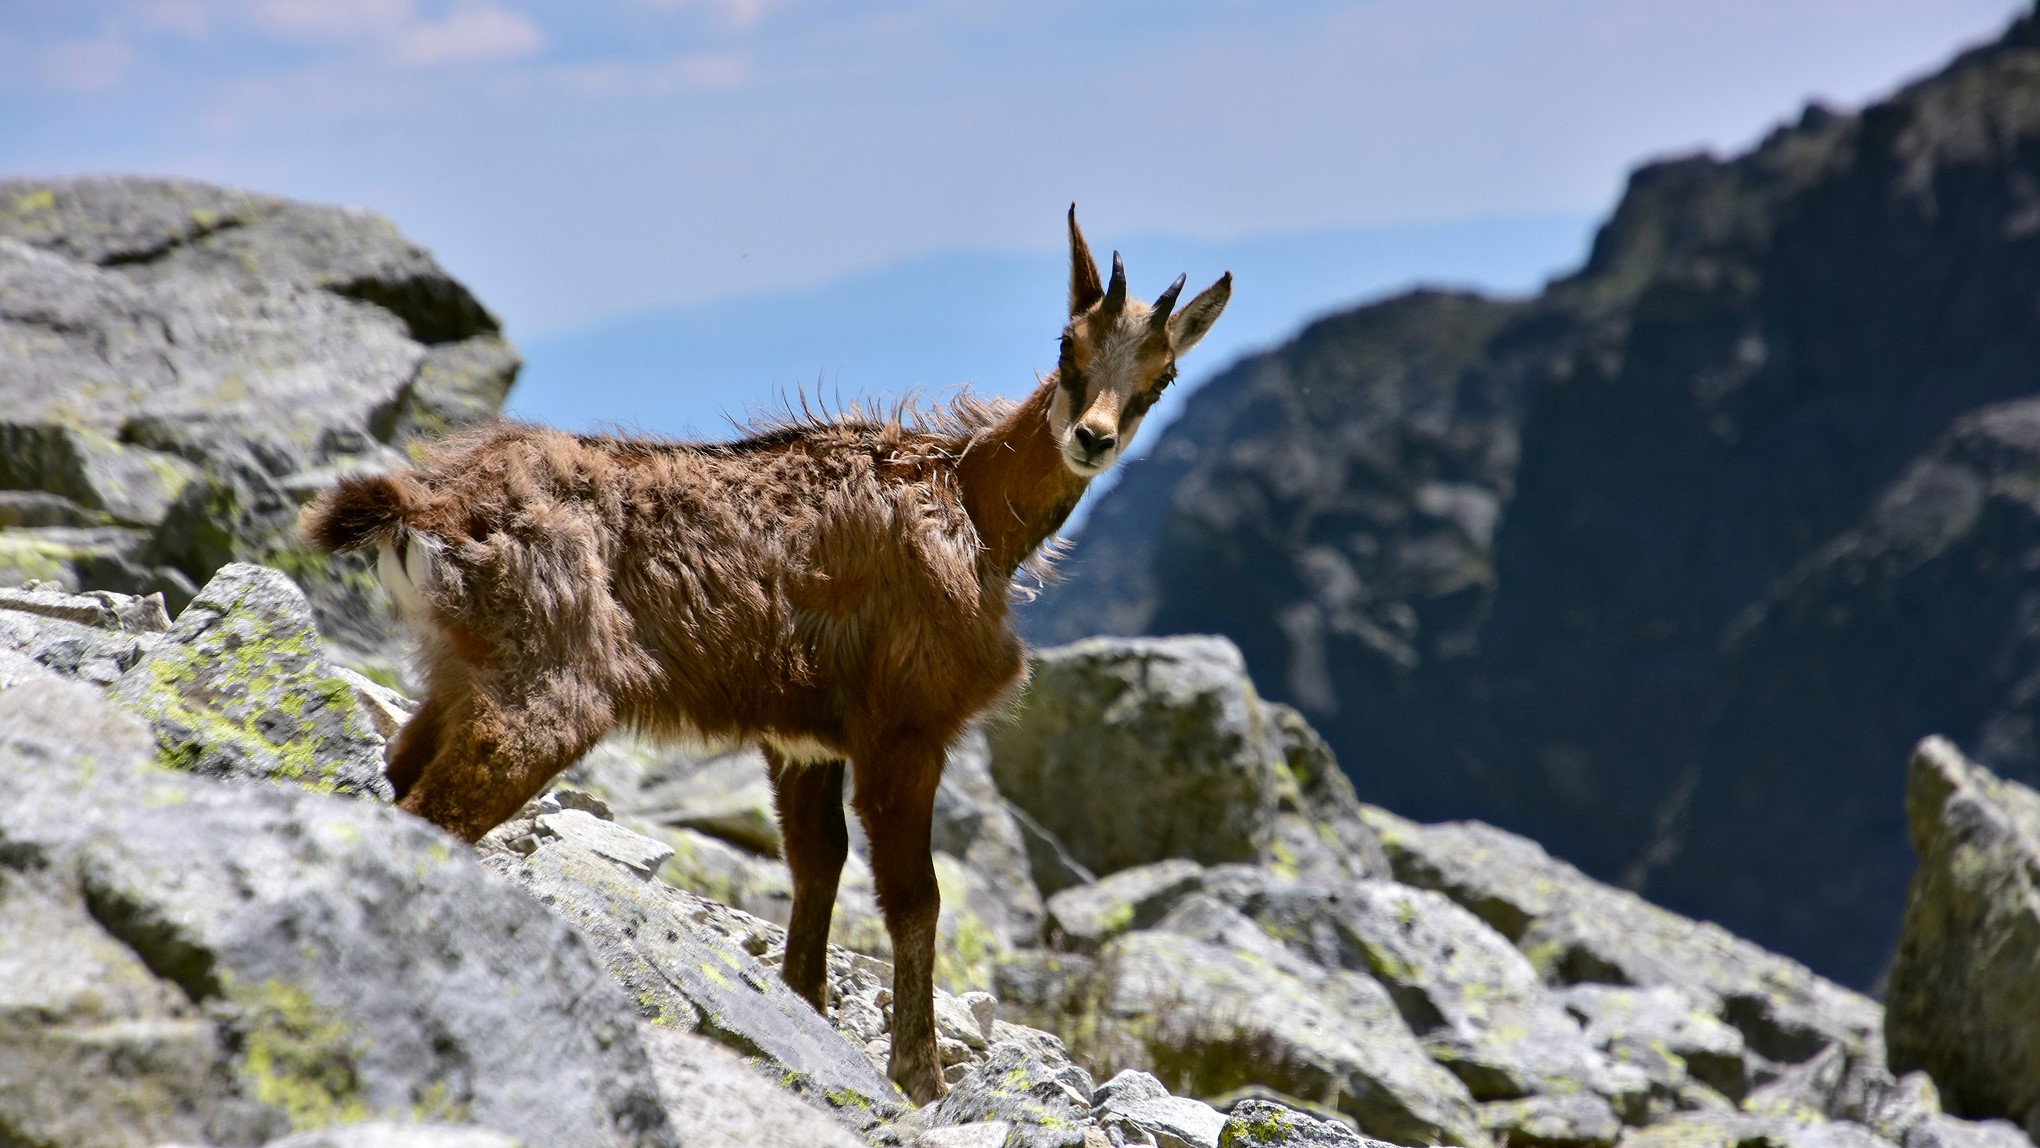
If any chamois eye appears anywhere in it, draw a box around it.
[1156,366,1178,391]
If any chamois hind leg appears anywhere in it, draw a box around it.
[768,752,848,1013]
[850,740,949,1104]
[398,673,613,843]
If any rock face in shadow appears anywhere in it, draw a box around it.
[0,176,517,675]
[1885,737,2040,1136]
[1021,12,2040,987]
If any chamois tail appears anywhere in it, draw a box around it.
[300,472,418,554]
[300,472,443,624]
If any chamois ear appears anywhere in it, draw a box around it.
[1168,271,1232,354]
[1068,205,1103,315]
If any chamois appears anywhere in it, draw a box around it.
[300,207,1230,1104]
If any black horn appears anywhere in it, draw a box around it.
[1104,251,1127,314]
[1151,273,1187,326]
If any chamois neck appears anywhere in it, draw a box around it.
[957,373,1091,578]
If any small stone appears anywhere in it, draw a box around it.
[918,1123,1016,1148]
[1217,1100,1374,1147]
[1092,1069,1227,1148]
[535,809,675,879]
[962,990,999,1044]
[939,1036,976,1067]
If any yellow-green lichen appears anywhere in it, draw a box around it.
[1222,1105,1296,1145]
[411,1079,469,1122]
[233,978,369,1131]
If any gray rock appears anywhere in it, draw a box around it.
[637,1025,867,1148]
[917,1123,1019,1148]
[261,1126,522,1148]
[0,420,200,527]
[0,582,170,633]
[1557,984,1748,1101]
[1263,703,1391,884]
[329,663,415,739]
[1219,876,1625,1107]
[1001,892,1488,1147]
[1218,1100,1384,1147]
[484,821,906,1136]
[0,582,166,687]
[633,746,783,855]
[1885,736,2040,1134]
[1046,860,1206,953]
[1092,1070,1228,1148]
[926,1042,1093,1148]
[0,176,518,666]
[1474,1094,1623,1148]
[1360,806,1882,1074]
[1615,1113,1892,1148]
[1901,1115,2034,1148]
[986,636,1283,876]
[109,563,391,799]
[0,678,676,1148]
[933,727,1049,952]
[1008,801,1099,897]
[536,810,675,879]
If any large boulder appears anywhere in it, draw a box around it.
[1002,890,1490,1147]
[987,635,1386,882]
[0,177,518,671]
[636,1027,868,1148]
[1359,805,1882,1080]
[0,677,675,1148]
[478,815,908,1138]
[1215,876,1631,1110]
[1885,736,2040,1134]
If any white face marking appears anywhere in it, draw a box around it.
[1051,299,1168,479]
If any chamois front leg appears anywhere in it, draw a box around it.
[768,751,849,1013]
[851,741,949,1104]
[383,682,456,801]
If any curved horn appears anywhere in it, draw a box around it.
[1151,273,1187,327]
[1104,251,1127,314]
[1068,205,1103,314]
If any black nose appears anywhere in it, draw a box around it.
[1073,426,1117,456]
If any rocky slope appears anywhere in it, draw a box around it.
[1021,12,2040,988]
[6,573,2037,1148]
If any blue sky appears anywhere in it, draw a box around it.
[2,1,2028,445]
[3,2,2023,331]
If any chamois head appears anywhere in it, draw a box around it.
[1053,206,1231,478]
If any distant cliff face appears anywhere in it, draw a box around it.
[1022,15,2040,989]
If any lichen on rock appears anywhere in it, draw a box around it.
[110,561,390,799]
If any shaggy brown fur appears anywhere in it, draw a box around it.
[300,208,1229,1104]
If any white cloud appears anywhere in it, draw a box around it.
[633,0,774,33]
[249,0,416,43]
[248,0,541,65]
[133,0,213,37]
[548,50,751,95]
[390,2,542,65]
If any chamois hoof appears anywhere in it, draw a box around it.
[892,1060,948,1106]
